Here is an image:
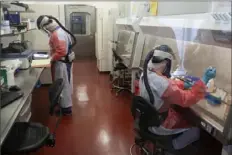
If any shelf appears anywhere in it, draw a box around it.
[1,3,11,8]
[0,28,36,37]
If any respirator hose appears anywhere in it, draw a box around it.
[143,50,155,105]
[47,16,77,49]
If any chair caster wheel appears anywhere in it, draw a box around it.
[46,134,56,147]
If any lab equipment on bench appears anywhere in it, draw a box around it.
[0,59,22,86]
[2,40,31,54]
[1,20,11,34]
[18,54,32,69]
[1,59,22,72]
[0,67,14,86]
[3,8,21,26]
[0,90,24,108]
[9,85,21,91]
[1,50,34,69]
[21,18,36,30]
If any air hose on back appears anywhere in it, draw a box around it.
[143,49,170,125]
[143,50,155,105]
[47,16,77,49]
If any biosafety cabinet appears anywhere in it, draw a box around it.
[137,12,232,144]
[115,18,144,69]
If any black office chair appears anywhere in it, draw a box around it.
[130,96,199,155]
[111,48,131,96]
[1,79,64,154]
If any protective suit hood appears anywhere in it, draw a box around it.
[37,16,59,33]
[150,45,175,78]
[36,15,76,50]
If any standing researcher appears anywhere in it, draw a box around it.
[37,15,76,115]
[139,45,206,153]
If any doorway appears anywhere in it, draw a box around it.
[65,5,96,59]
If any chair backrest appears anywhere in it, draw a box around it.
[112,48,122,62]
[131,96,162,131]
[48,78,64,115]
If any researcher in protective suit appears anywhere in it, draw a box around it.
[37,16,74,115]
[139,45,206,152]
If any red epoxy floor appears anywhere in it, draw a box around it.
[31,59,134,155]
[30,59,222,155]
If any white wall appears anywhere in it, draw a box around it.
[21,4,60,50]
[95,3,119,71]
[157,1,211,16]
[210,1,231,12]
[118,2,131,18]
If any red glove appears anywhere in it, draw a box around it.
[191,80,207,100]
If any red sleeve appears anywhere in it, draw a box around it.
[50,33,66,61]
[161,80,206,108]
[172,79,184,89]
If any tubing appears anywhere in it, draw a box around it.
[143,50,155,104]
[47,16,77,49]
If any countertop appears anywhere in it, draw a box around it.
[0,67,44,145]
[191,102,225,133]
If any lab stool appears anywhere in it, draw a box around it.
[111,62,131,96]
[1,79,64,155]
[130,96,199,155]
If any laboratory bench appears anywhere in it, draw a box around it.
[0,67,44,145]
[180,101,232,145]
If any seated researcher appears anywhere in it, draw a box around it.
[139,45,206,151]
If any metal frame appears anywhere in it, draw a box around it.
[223,104,232,144]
